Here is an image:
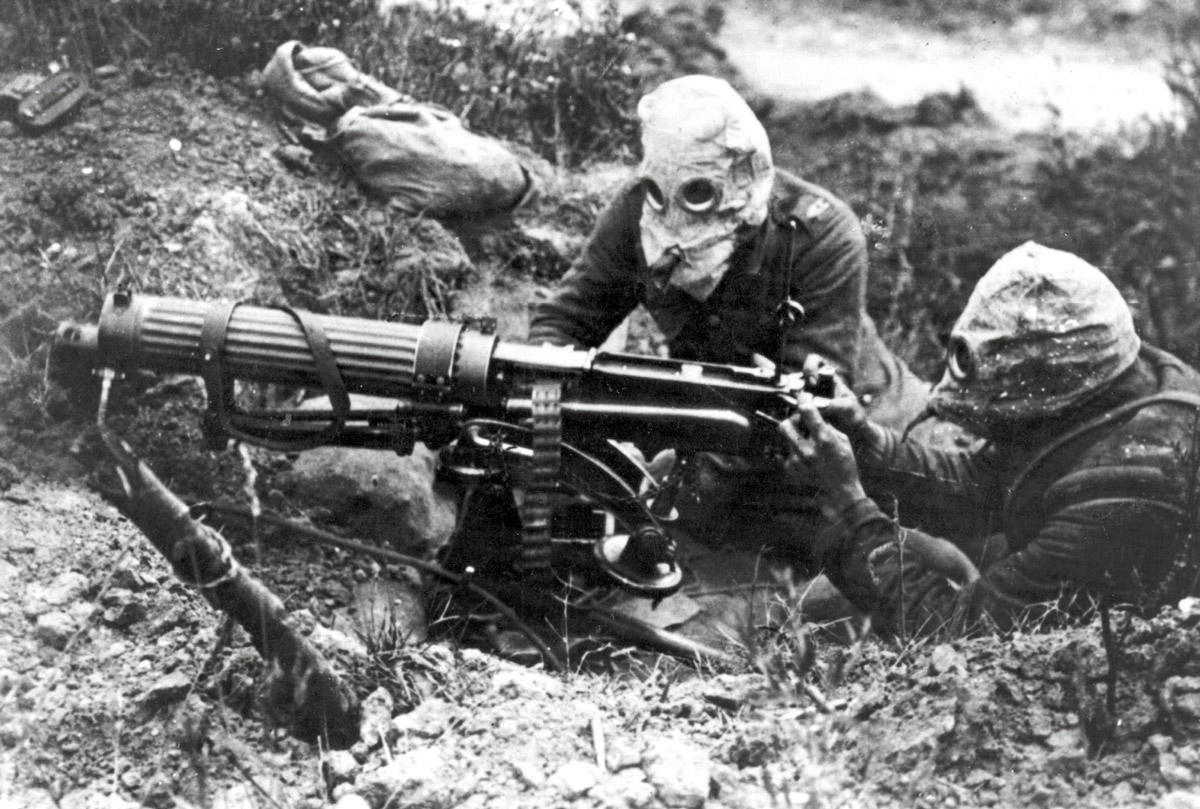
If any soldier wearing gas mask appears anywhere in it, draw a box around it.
[780,242,1200,636]
[530,75,930,568]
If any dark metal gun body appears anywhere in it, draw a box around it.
[55,292,809,595]
[54,292,804,456]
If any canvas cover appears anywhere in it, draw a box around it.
[263,41,531,218]
[333,103,531,217]
[262,41,404,127]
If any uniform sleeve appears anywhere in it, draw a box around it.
[778,200,868,379]
[816,498,1062,637]
[818,465,1185,637]
[857,425,1005,507]
[527,190,642,348]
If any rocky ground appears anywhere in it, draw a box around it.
[5,3,1200,808]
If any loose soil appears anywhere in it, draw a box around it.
[3,5,1200,809]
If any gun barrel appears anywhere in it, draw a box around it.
[53,292,801,456]
[54,292,587,405]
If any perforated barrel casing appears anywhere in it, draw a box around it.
[93,293,500,403]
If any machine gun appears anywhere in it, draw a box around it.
[54,291,833,597]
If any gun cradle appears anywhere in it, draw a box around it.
[54,292,810,595]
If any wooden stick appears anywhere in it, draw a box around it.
[203,502,734,668]
[197,502,566,672]
[96,430,362,748]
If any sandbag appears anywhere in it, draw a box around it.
[333,103,532,218]
[262,40,404,128]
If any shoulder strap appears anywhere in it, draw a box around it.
[1004,391,1200,524]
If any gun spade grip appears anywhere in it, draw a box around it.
[83,293,498,403]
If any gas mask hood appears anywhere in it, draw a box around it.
[931,241,1140,437]
[636,75,774,301]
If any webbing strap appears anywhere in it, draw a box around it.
[1005,391,1200,524]
[200,301,238,450]
[199,302,351,451]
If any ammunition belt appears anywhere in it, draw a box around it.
[518,380,562,579]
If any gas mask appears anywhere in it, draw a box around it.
[636,76,774,302]
[931,241,1140,437]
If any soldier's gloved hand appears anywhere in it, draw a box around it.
[778,396,868,518]
[810,370,888,467]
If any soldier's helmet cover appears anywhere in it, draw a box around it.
[931,241,1141,436]
[636,75,774,302]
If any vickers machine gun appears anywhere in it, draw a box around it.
[55,291,831,599]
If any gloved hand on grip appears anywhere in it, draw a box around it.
[777,394,868,520]
[800,357,887,467]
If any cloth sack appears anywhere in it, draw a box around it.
[333,103,532,217]
[262,40,404,128]
[263,41,532,218]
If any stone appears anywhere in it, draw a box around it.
[1164,677,1200,728]
[606,737,644,771]
[359,687,395,748]
[69,601,98,625]
[511,758,546,788]
[334,796,372,809]
[109,563,152,592]
[325,750,361,785]
[309,624,368,660]
[492,666,565,700]
[1152,735,1176,754]
[79,795,141,809]
[549,760,601,798]
[35,610,76,650]
[642,735,712,809]
[142,671,193,708]
[0,559,18,592]
[274,144,314,174]
[58,787,145,806]
[11,788,60,809]
[592,768,655,809]
[101,590,147,628]
[355,747,447,808]
[1160,792,1200,809]
[40,570,90,607]
[276,412,458,555]
[392,697,458,739]
[1160,752,1196,790]
[928,643,967,675]
[1045,729,1086,778]
[212,783,260,809]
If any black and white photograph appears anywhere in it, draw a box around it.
[2,1,1199,807]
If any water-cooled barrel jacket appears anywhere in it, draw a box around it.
[821,344,1200,637]
[528,170,898,397]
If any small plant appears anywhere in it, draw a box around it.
[739,578,826,708]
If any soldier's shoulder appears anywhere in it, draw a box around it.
[771,170,857,235]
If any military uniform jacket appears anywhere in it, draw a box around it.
[823,345,1200,636]
[529,169,900,397]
